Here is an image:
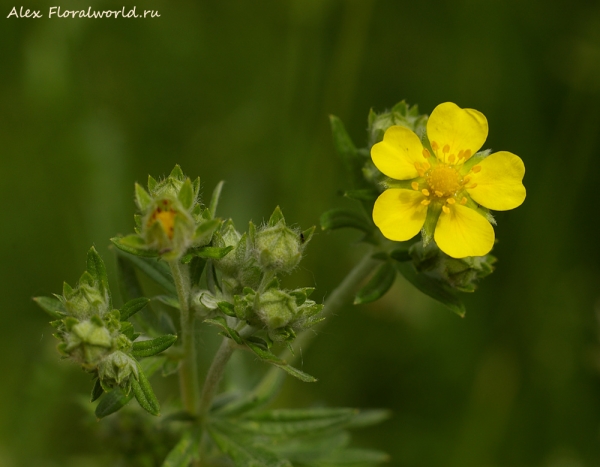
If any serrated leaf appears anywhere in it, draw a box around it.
[95,388,134,419]
[132,335,177,358]
[320,209,372,234]
[161,429,200,467]
[33,296,65,319]
[354,262,396,305]
[396,261,466,317]
[132,368,160,416]
[120,297,151,321]
[209,180,225,219]
[91,378,104,402]
[268,206,285,226]
[135,183,153,211]
[178,178,195,210]
[209,422,292,467]
[111,236,158,258]
[114,249,176,294]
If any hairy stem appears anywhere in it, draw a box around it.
[170,260,200,415]
[197,337,235,422]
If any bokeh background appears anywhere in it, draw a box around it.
[2,0,600,465]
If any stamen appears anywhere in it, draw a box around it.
[457,150,465,160]
[421,199,431,206]
[431,141,439,151]
[443,144,450,154]
[460,197,467,205]
[411,182,419,191]
[422,149,431,158]
[422,161,431,171]
[462,176,471,184]
[435,190,443,197]
[446,198,456,205]
[463,149,472,159]
[472,165,481,173]
[442,205,450,214]
[467,183,478,189]
[421,189,430,196]
[448,154,456,163]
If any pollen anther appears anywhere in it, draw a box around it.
[460,197,467,205]
[421,189,430,196]
[446,198,456,205]
[442,206,450,214]
[421,199,431,206]
[422,149,431,158]
[472,165,481,173]
[435,190,443,197]
[411,182,419,191]
[448,154,456,163]
[443,144,450,154]
[468,183,478,189]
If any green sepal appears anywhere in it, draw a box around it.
[62,281,74,298]
[33,296,66,319]
[111,236,158,258]
[421,202,442,247]
[114,250,176,294]
[396,261,466,317]
[389,246,412,262]
[193,218,222,246]
[320,209,372,233]
[344,189,379,202]
[161,429,200,467]
[95,388,134,419]
[91,378,104,402]
[268,206,285,227]
[354,262,397,305]
[301,226,316,246]
[217,301,236,317]
[132,367,160,416]
[209,180,225,219]
[148,175,158,192]
[119,297,150,321]
[192,177,201,199]
[178,178,195,210]
[208,421,292,467]
[132,334,177,358]
[169,164,185,181]
[135,183,153,211]
[459,149,491,174]
[244,340,317,383]
[205,317,244,345]
[86,247,110,301]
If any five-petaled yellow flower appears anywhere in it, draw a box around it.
[371,102,526,258]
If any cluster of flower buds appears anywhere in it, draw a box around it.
[112,165,221,262]
[194,206,323,342]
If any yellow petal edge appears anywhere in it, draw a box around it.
[371,126,425,180]
[373,189,427,241]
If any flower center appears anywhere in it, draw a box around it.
[426,165,461,197]
[148,201,177,239]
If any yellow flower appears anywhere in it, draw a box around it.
[371,102,525,258]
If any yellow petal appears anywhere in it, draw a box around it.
[373,189,427,241]
[467,151,526,211]
[427,102,488,163]
[371,125,425,180]
[434,204,494,258]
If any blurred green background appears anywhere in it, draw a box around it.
[2,0,600,465]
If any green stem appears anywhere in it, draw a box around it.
[170,260,200,415]
[197,336,235,422]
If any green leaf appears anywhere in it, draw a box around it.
[268,206,285,226]
[178,178,195,210]
[389,247,411,263]
[209,180,225,219]
[310,448,389,466]
[346,409,391,429]
[86,247,110,301]
[271,431,350,465]
[91,378,104,402]
[119,297,151,321]
[116,254,144,301]
[354,262,396,305]
[244,341,317,383]
[329,115,365,189]
[396,261,466,317]
[132,367,160,416]
[33,296,65,319]
[114,250,176,294]
[183,245,233,262]
[209,421,292,467]
[132,335,177,358]
[189,256,207,287]
[161,430,200,467]
[217,301,236,317]
[95,388,133,419]
[205,317,244,345]
[120,321,136,340]
[320,209,372,234]
[111,236,158,258]
[154,295,180,309]
[135,183,153,211]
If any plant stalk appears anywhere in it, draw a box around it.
[170,259,200,416]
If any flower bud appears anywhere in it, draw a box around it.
[255,289,296,329]
[64,319,113,368]
[98,351,139,389]
[255,224,302,273]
